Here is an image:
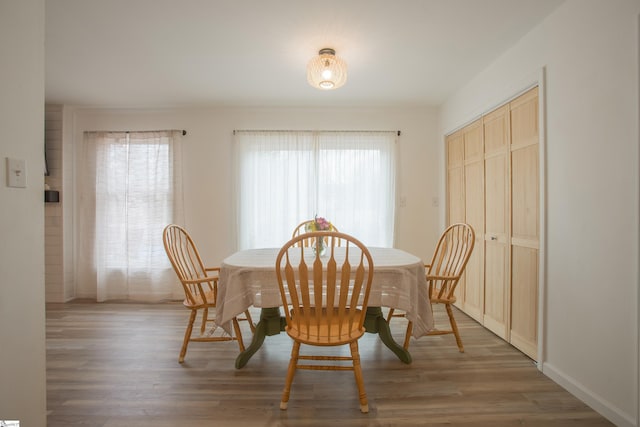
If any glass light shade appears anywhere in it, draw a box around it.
[307,48,347,90]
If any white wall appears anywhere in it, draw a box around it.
[70,106,440,299]
[0,0,47,425]
[439,1,639,426]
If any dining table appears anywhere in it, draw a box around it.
[216,246,434,368]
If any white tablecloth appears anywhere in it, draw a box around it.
[216,247,434,338]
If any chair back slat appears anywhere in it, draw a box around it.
[276,231,373,344]
[427,223,475,301]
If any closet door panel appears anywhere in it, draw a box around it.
[463,159,484,322]
[462,120,484,321]
[448,132,464,168]
[510,246,538,359]
[464,121,483,161]
[509,87,539,359]
[484,154,509,338]
[483,105,510,339]
[510,88,539,148]
[448,167,465,224]
[512,144,539,241]
[447,133,466,307]
[484,106,509,154]
[447,132,466,225]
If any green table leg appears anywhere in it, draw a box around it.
[364,307,412,364]
[235,307,286,369]
[236,306,411,368]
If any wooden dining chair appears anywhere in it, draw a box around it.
[162,224,255,363]
[276,231,374,413]
[387,223,475,352]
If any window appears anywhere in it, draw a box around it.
[235,130,397,249]
[77,131,184,301]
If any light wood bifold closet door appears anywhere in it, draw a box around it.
[508,88,539,358]
[463,120,485,322]
[483,104,510,340]
[445,86,539,360]
[446,131,466,307]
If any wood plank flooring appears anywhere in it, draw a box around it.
[46,301,613,427]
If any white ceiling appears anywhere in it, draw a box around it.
[45,0,564,108]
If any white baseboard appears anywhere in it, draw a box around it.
[543,362,636,427]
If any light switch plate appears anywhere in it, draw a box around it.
[6,157,27,188]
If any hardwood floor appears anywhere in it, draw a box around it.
[46,301,613,427]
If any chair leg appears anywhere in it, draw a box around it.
[386,308,395,323]
[280,341,300,410]
[387,308,412,349]
[200,307,209,335]
[350,341,369,413]
[445,303,464,353]
[179,309,197,363]
[232,317,245,352]
[244,309,256,333]
[403,321,413,350]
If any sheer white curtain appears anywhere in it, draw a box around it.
[235,130,397,248]
[77,131,184,302]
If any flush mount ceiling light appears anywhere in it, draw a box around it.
[307,48,347,90]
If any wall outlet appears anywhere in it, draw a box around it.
[6,157,27,188]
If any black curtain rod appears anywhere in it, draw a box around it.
[124,129,186,136]
[233,130,400,136]
[125,129,186,135]
[85,129,187,135]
